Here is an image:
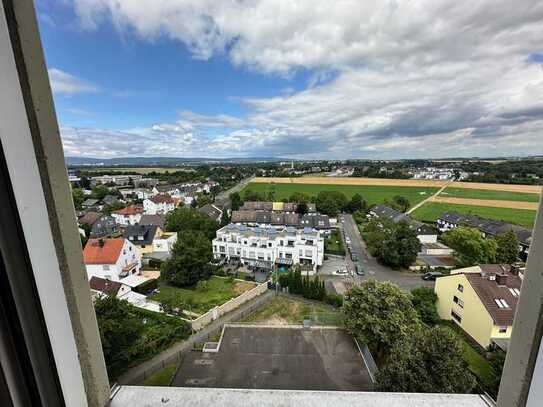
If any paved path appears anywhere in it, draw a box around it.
[117,289,274,385]
[215,176,255,207]
[406,179,453,215]
[336,214,433,290]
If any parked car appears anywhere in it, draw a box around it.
[355,264,365,276]
[334,269,348,275]
[422,271,443,281]
[345,237,351,244]
[351,253,358,262]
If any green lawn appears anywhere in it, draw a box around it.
[240,295,344,327]
[242,183,439,208]
[142,362,178,386]
[438,323,494,387]
[440,187,540,202]
[324,229,345,255]
[411,202,536,227]
[150,276,256,315]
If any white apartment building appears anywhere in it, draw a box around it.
[143,194,176,215]
[83,238,142,282]
[212,224,324,274]
[112,205,143,226]
[90,174,143,186]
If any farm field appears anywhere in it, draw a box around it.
[242,182,439,208]
[431,196,539,211]
[440,187,540,202]
[411,202,536,228]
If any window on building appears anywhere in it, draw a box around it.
[452,295,464,308]
[457,284,464,292]
[509,288,520,297]
[498,326,508,333]
[103,265,110,271]
[451,310,462,323]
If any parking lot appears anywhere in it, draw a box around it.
[172,325,373,391]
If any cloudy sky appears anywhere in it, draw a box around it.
[37,0,543,159]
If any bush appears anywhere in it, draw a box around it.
[148,258,163,269]
[326,293,344,307]
[410,287,439,326]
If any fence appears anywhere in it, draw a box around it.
[354,338,378,384]
[188,280,269,331]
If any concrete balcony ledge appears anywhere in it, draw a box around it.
[109,386,494,407]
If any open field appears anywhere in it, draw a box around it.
[150,276,256,315]
[450,181,541,193]
[411,202,536,227]
[239,295,343,327]
[253,176,542,193]
[440,187,540,203]
[243,182,439,208]
[431,196,539,210]
[253,176,447,187]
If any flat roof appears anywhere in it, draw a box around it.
[172,326,372,391]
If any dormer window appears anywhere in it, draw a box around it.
[509,288,520,297]
[494,299,509,309]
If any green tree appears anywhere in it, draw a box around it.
[376,326,476,393]
[392,195,410,212]
[91,184,110,200]
[494,230,520,264]
[343,279,419,360]
[315,191,348,216]
[94,296,141,377]
[410,287,439,325]
[288,192,311,203]
[296,202,309,215]
[443,227,497,267]
[72,188,85,210]
[379,220,421,268]
[160,230,215,287]
[165,206,219,240]
[347,193,367,213]
[230,192,242,211]
[243,190,265,201]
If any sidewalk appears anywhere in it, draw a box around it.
[116,289,274,385]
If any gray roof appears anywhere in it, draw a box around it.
[123,224,158,246]
[371,204,436,236]
[139,214,166,229]
[198,204,222,220]
[102,195,119,205]
[90,216,118,238]
[82,198,100,207]
[370,204,405,222]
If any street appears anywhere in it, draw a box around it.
[322,214,433,291]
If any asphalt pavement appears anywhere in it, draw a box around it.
[333,214,434,291]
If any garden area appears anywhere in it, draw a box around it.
[324,229,345,255]
[240,295,344,327]
[150,276,256,315]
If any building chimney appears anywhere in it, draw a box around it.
[98,238,105,247]
[510,266,519,276]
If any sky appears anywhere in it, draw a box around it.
[36,0,543,160]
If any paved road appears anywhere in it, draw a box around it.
[338,214,433,290]
[215,176,255,207]
[406,179,453,215]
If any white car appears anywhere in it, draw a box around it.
[334,269,348,275]
[345,237,351,244]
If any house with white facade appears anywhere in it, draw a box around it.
[143,194,176,215]
[112,205,143,226]
[212,224,324,273]
[119,188,154,200]
[89,276,161,313]
[152,231,178,253]
[83,238,141,281]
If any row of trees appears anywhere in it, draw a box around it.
[443,227,520,267]
[343,280,476,393]
[278,268,327,301]
[363,218,421,268]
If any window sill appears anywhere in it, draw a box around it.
[109,386,493,407]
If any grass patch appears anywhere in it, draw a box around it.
[150,276,256,315]
[240,295,343,327]
[142,362,178,386]
[440,187,540,202]
[411,202,536,227]
[242,183,439,208]
[438,323,493,386]
[324,229,345,255]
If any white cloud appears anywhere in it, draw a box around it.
[48,68,100,95]
[64,0,543,158]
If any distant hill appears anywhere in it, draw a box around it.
[65,156,290,166]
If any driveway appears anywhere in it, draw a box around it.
[336,214,434,291]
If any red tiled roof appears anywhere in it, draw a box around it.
[150,194,174,204]
[114,205,143,215]
[83,238,124,265]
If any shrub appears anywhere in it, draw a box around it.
[326,293,344,307]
